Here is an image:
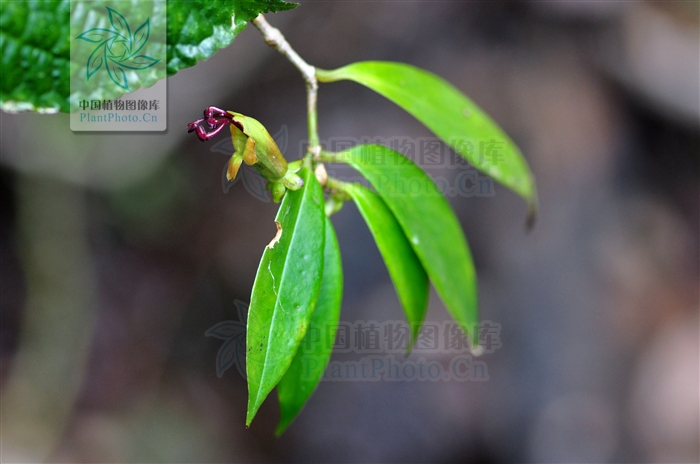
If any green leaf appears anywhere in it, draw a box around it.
[166,0,298,76]
[246,166,326,427]
[316,61,537,216]
[1,0,298,113]
[276,216,342,435]
[343,182,428,347]
[327,144,479,346]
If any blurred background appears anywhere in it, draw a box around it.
[1,1,698,462]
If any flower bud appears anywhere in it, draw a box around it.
[188,107,304,202]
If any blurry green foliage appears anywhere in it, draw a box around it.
[0,0,297,112]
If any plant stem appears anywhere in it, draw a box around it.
[325,176,348,191]
[252,14,320,159]
[323,176,352,216]
[318,150,338,163]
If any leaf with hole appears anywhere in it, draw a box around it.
[245,166,326,426]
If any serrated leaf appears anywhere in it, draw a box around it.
[276,216,342,435]
[344,183,428,348]
[329,144,479,346]
[1,0,298,113]
[317,61,537,216]
[165,0,297,76]
[246,166,326,426]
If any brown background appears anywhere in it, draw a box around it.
[1,1,698,462]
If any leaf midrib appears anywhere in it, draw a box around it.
[253,179,317,406]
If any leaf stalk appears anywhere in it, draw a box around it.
[252,14,320,160]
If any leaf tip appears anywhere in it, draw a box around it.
[275,419,290,437]
[525,191,539,232]
[278,1,300,11]
[471,344,485,357]
[525,207,537,231]
[245,408,256,427]
[404,322,422,356]
[246,386,262,426]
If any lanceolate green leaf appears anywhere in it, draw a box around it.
[327,145,479,345]
[246,166,325,426]
[316,61,537,216]
[276,216,342,435]
[0,0,297,113]
[344,183,428,347]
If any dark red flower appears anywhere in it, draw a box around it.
[187,106,234,140]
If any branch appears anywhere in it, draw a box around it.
[252,14,320,158]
